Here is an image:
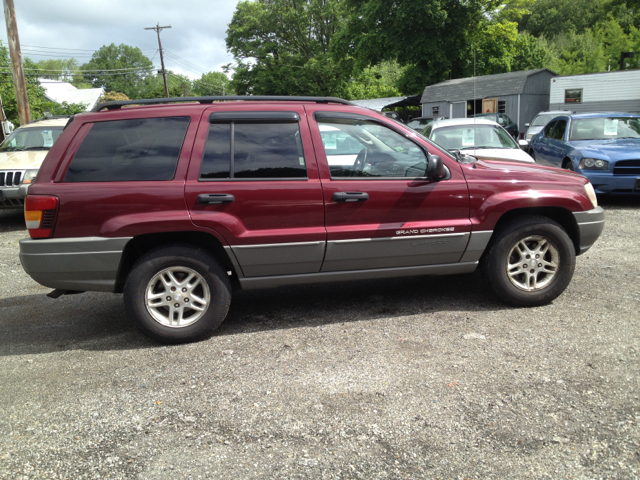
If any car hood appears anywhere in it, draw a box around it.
[0,150,48,170]
[459,147,534,163]
[461,157,586,185]
[570,139,640,161]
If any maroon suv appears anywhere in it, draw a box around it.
[20,96,604,343]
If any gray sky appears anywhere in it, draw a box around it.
[1,0,242,78]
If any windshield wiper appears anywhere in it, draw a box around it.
[23,146,50,151]
[449,149,477,164]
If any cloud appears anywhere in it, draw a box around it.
[1,0,241,78]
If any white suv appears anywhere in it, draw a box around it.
[0,117,68,209]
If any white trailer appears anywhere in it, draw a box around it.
[549,70,640,113]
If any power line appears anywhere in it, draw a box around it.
[21,44,156,54]
[11,66,156,73]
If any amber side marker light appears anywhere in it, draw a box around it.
[24,195,58,239]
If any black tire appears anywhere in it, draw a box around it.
[482,217,575,307]
[529,149,536,162]
[124,245,231,344]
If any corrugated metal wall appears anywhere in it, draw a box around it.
[422,101,450,118]
[550,70,640,104]
[520,94,553,128]
[549,100,640,113]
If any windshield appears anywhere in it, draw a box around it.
[431,124,518,151]
[569,117,640,141]
[407,118,434,129]
[531,113,559,127]
[0,126,64,152]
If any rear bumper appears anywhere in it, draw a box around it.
[19,237,132,292]
[572,207,605,255]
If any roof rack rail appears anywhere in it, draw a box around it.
[92,95,354,112]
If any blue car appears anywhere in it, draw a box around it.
[529,112,640,194]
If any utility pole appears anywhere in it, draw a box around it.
[144,23,171,98]
[3,0,30,125]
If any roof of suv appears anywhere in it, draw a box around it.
[92,95,355,112]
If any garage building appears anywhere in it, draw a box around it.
[420,69,557,134]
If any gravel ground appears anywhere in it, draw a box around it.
[0,199,639,480]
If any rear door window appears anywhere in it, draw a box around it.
[65,117,190,182]
[543,120,557,137]
[199,117,306,180]
[551,120,567,140]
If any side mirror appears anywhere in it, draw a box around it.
[524,123,530,127]
[426,154,446,180]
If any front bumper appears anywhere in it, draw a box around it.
[20,237,132,292]
[0,184,29,208]
[572,207,605,255]
[579,171,640,195]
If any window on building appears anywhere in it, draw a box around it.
[498,100,506,113]
[565,89,582,103]
[432,106,440,116]
[65,117,190,182]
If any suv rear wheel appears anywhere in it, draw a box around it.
[482,217,575,307]
[124,245,231,343]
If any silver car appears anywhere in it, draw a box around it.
[522,110,572,152]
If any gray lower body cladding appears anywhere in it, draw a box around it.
[20,237,132,292]
[572,207,605,254]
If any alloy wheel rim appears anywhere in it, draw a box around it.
[145,266,210,328]
[506,235,559,291]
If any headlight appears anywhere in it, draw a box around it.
[21,169,39,185]
[584,182,598,208]
[526,133,533,141]
[579,158,608,170]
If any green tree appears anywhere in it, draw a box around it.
[192,71,233,96]
[519,0,611,38]
[511,32,549,71]
[334,0,501,94]
[226,0,347,96]
[80,44,153,98]
[546,29,608,75]
[0,41,86,124]
[138,71,193,99]
[23,57,92,88]
[473,20,519,75]
[344,61,404,100]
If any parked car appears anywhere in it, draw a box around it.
[528,112,640,194]
[469,113,518,138]
[421,118,535,163]
[20,96,603,343]
[406,116,437,131]
[522,110,573,152]
[0,117,68,209]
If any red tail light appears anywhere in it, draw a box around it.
[25,195,59,238]
[519,132,525,140]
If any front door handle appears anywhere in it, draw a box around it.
[332,192,369,202]
[197,193,235,205]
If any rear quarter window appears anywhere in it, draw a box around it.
[64,117,190,182]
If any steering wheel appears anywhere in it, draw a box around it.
[352,148,368,176]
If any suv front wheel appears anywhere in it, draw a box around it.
[482,217,575,307]
[124,245,231,343]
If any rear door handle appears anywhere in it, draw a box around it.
[197,193,235,205]
[332,192,369,202]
